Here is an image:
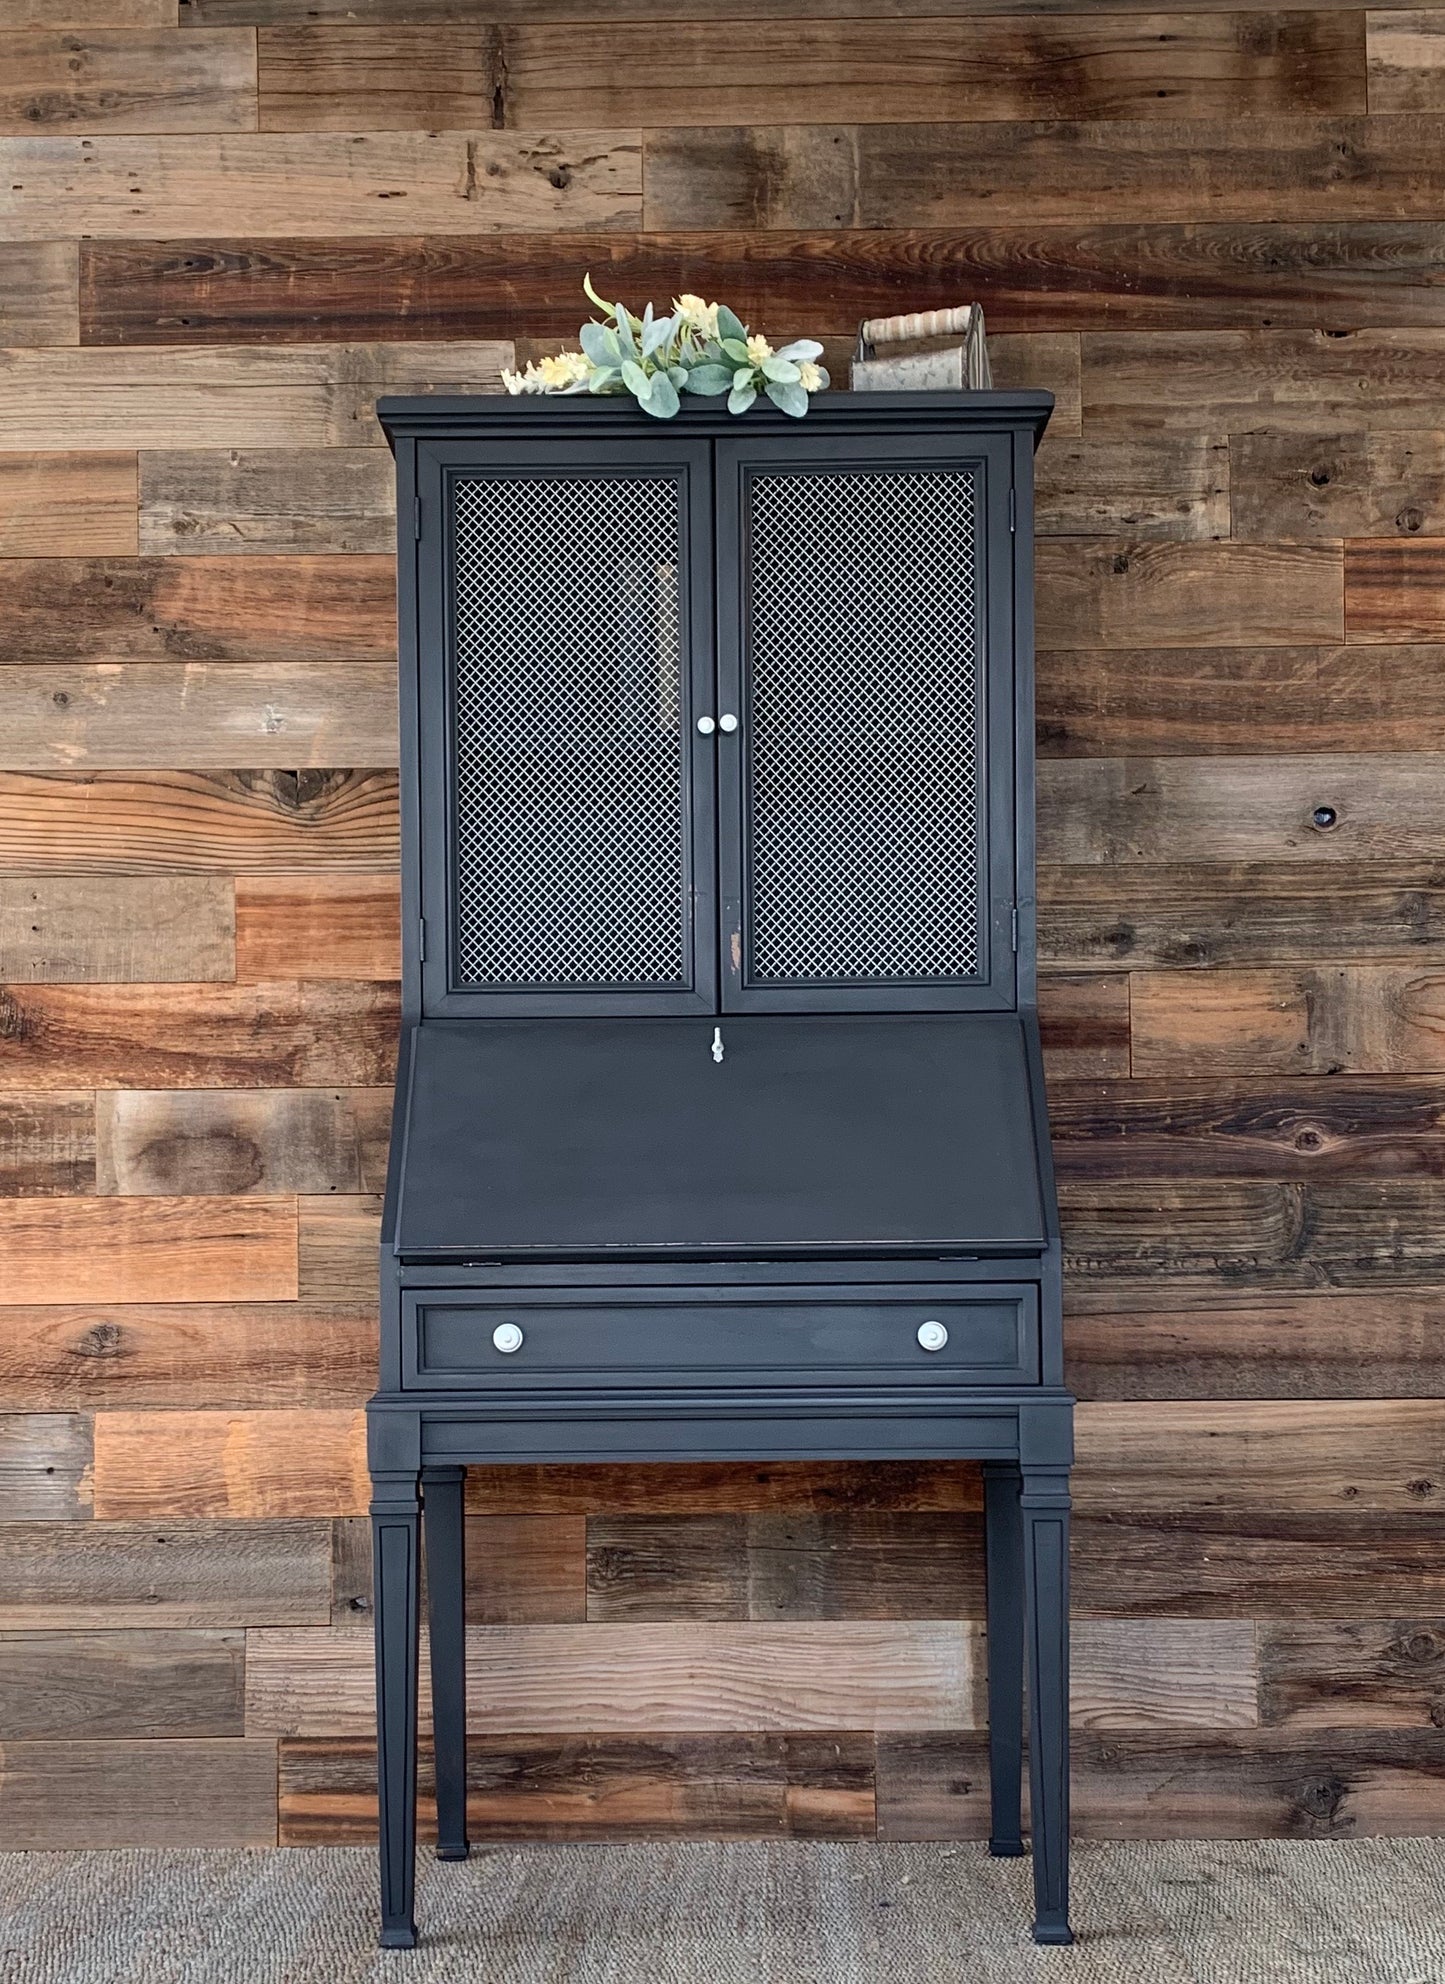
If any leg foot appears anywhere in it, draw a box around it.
[435,1842,470,1863]
[422,1465,470,1865]
[990,1838,1027,1858]
[379,1923,418,1950]
[1033,1921,1074,1946]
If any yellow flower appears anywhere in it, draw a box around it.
[537,349,591,389]
[798,360,824,392]
[746,333,773,364]
[674,293,720,340]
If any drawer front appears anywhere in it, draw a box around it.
[402,1284,1039,1390]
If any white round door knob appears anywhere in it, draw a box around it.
[718,713,739,734]
[696,716,716,736]
[917,1320,949,1353]
[492,1322,524,1355]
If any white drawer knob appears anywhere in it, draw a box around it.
[492,1323,524,1355]
[917,1320,949,1352]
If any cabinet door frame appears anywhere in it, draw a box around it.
[714,430,1018,1014]
[415,436,718,1017]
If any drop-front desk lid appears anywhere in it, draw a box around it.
[393,1015,1050,1259]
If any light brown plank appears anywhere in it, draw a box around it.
[1036,538,1342,649]
[1131,965,1445,1075]
[0,770,400,874]
[92,1406,367,1518]
[1076,1399,1445,1512]
[0,875,232,982]
[1232,429,1445,541]
[0,663,397,771]
[0,1517,330,1629]
[139,447,394,554]
[0,454,137,558]
[297,1193,380,1306]
[0,1195,296,1304]
[1346,538,1445,641]
[1,0,175,20]
[0,1303,375,1411]
[0,1413,93,1519]
[1036,433,1228,540]
[174,0,1445,18]
[0,28,255,134]
[1368,10,1445,112]
[1037,645,1445,756]
[0,343,508,449]
[0,1092,96,1197]
[1038,755,1445,864]
[0,242,77,346]
[235,874,399,980]
[246,1620,981,1735]
[96,1086,388,1196]
[1072,1619,1257,1729]
[0,131,638,237]
[0,1630,245,1740]
[0,1738,276,1847]
[1259,1620,1445,1727]
[0,980,398,1088]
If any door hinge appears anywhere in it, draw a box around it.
[1008,487,1016,534]
[1010,906,1019,952]
[418,917,427,962]
[413,495,423,540]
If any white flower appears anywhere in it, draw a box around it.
[500,364,542,396]
[745,333,773,364]
[501,351,591,396]
[673,293,720,341]
[798,360,824,393]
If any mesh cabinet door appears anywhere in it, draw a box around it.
[418,441,717,1014]
[715,433,1017,1013]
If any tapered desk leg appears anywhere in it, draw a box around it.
[982,1461,1025,1857]
[373,1468,422,1949]
[422,1465,469,1861]
[1022,1463,1073,1945]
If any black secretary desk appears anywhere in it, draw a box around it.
[370,388,1071,1951]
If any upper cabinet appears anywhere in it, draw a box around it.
[397,401,1044,1021]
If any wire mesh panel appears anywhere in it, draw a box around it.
[744,466,983,985]
[449,471,690,989]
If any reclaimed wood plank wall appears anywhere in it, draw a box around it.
[1,0,1443,1853]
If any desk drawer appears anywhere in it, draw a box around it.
[402,1284,1039,1390]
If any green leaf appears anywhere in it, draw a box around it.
[715,305,748,344]
[580,320,621,366]
[727,383,757,416]
[732,366,755,390]
[641,312,675,360]
[612,302,638,357]
[647,373,681,418]
[587,367,620,393]
[765,379,809,418]
[810,365,831,391]
[582,271,615,316]
[667,363,689,387]
[683,363,733,396]
[761,356,800,384]
[621,359,654,404]
[720,338,752,366]
[774,338,824,363]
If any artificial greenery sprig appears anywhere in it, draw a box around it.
[500,276,829,420]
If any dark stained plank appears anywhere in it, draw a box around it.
[92,1406,367,1517]
[0,1738,277,1847]
[81,226,1445,344]
[4,133,638,240]
[587,1514,750,1621]
[0,242,78,346]
[0,453,137,558]
[0,1414,93,1520]
[176,0,1445,18]
[0,28,256,134]
[0,1303,377,1411]
[465,1460,983,1516]
[0,980,398,1088]
[1231,430,1445,541]
[258,16,1366,130]
[0,770,400,874]
[0,555,394,663]
[1048,1075,1445,1180]
[1037,971,1131,1078]
[0,1630,245,1740]
[0,1196,297,1304]
[1085,328,1445,431]
[1035,433,1228,540]
[0,875,233,983]
[1260,1620,1445,1728]
[95,1086,390,1196]
[139,447,395,555]
[331,1513,587,1625]
[234,874,399,980]
[1039,863,1445,970]
[989,331,1080,434]
[1346,538,1445,641]
[0,1517,331,1628]
[1038,755,1445,865]
[1066,1292,1445,1400]
[1036,538,1342,650]
[877,1728,1445,1839]
[0,1092,96,1197]
[647,115,1445,230]
[278,1732,876,1845]
[1130,965,1445,1076]
[1059,1178,1445,1290]
[1072,1511,1445,1617]
[1037,644,1445,755]
[1367,11,1445,113]
[1076,1398,1445,1512]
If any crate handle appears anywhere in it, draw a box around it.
[859,305,976,348]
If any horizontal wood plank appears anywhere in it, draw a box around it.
[0,453,137,557]
[92,1406,367,1517]
[0,1091,96,1196]
[465,1461,983,1517]
[1367,10,1445,113]
[0,1629,245,1739]
[234,874,399,980]
[0,1517,331,1629]
[0,1194,297,1303]
[0,875,233,982]
[1036,538,1342,649]
[0,1413,93,1520]
[297,1192,378,1305]
[1037,972,1131,1078]
[139,447,395,554]
[1346,537,1445,640]
[0,1736,277,1846]
[0,770,399,874]
[0,28,256,135]
[1036,433,1228,540]
[329,1512,587,1625]
[1259,1619,1445,1727]
[96,1086,387,1196]
[1131,965,1445,1075]
[1232,429,1445,540]
[0,241,78,346]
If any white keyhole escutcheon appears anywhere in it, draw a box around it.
[492,1322,524,1355]
[917,1320,949,1353]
